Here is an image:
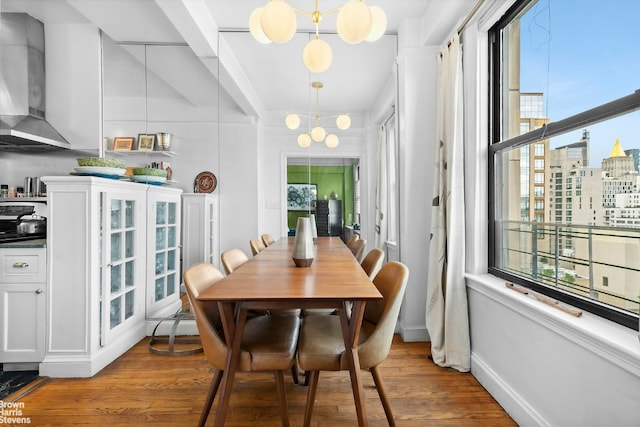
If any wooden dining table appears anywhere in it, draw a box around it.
[197,236,383,426]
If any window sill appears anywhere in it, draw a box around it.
[466,273,640,376]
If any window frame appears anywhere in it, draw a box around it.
[488,0,640,330]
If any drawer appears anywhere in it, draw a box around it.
[0,248,46,283]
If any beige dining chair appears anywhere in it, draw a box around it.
[250,238,267,256]
[360,247,385,280]
[261,233,276,247]
[346,233,360,248]
[221,247,301,357]
[220,248,249,275]
[183,262,300,427]
[349,238,367,262]
[297,261,409,427]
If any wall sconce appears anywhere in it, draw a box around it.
[250,0,387,73]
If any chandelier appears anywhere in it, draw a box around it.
[286,81,351,149]
[249,0,387,73]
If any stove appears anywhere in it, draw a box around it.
[0,201,47,243]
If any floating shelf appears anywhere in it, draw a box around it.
[106,150,177,157]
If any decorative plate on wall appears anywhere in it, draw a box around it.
[195,171,217,193]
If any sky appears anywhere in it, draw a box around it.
[518,0,640,166]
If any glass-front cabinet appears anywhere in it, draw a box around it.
[41,176,182,378]
[147,187,181,317]
[101,192,146,346]
[181,194,220,272]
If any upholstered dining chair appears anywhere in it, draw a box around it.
[349,238,367,262]
[360,247,385,280]
[296,261,409,427]
[222,247,301,355]
[220,248,249,275]
[250,238,267,256]
[183,262,300,427]
[346,233,360,248]
[261,233,276,247]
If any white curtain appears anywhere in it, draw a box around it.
[374,126,388,249]
[425,33,470,372]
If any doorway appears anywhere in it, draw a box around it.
[285,156,361,240]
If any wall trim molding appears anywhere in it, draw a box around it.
[398,323,429,342]
[466,274,640,377]
[471,352,549,427]
[40,323,145,378]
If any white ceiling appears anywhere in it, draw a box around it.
[1,0,477,124]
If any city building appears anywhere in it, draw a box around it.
[624,148,640,173]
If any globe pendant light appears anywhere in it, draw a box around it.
[336,114,351,130]
[325,133,339,148]
[303,37,333,73]
[250,1,387,70]
[336,0,372,44]
[249,8,271,44]
[311,125,326,142]
[260,0,296,44]
[286,82,348,149]
[298,133,311,148]
[286,113,301,129]
[365,5,387,42]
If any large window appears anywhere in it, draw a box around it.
[489,0,640,329]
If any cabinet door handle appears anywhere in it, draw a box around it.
[12,262,29,269]
[35,289,43,294]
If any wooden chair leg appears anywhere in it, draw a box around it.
[291,364,299,384]
[199,369,223,427]
[370,366,396,427]
[274,370,290,427]
[303,371,319,427]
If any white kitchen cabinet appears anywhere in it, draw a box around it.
[40,176,182,377]
[181,193,219,272]
[0,248,46,366]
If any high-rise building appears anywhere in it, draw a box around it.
[548,130,592,225]
[519,93,549,224]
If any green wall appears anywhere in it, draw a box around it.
[287,165,354,230]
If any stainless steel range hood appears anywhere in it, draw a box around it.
[0,13,70,150]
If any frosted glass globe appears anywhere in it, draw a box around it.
[260,0,296,43]
[249,8,271,44]
[365,6,387,42]
[286,113,301,129]
[336,114,351,130]
[336,0,372,44]
[325,134,339,148]
[303,38,333,73]
[297,133,311,148]
[311,126,326,142]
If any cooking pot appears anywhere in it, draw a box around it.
[16,214,47,235]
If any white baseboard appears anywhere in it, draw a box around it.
[471,352,549,427]
[398,322,429,342]
[39,323,146,378]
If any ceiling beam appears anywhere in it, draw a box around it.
[155,0,265,121]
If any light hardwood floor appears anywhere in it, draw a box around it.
[7,336,515,426]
